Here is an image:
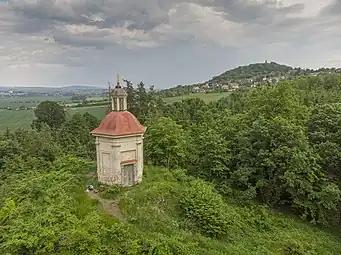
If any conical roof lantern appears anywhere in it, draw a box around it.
[113,73,127,97]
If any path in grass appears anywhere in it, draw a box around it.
[87,190,126,222]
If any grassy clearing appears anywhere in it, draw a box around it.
[164,92,231,104]
[89,166,341,255]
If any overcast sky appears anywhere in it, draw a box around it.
[0,0,340,88]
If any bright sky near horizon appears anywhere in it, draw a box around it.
[0,0,340,88]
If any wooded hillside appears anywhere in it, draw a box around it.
[157,62,340,97]
[1,74,341,254]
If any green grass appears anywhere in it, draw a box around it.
[93,166,341,254]
[86,96,107,101]
[0,109,36,131]
[0,106,106,131]
[0,95,106,109]
[66,106,107,120]
[0,96,72,109]
[164,92,231,104]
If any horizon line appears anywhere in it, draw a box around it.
[0,84,107,88]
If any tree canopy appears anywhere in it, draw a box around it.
[32,100,66,129]
[1,73,341,254]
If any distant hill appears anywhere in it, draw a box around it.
[207,61,339,85]
[208,62,294,84]
[156,61,340,97]
[61,85,104,91]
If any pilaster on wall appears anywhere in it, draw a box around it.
[111,98,115,111]
[116,98,120,111]
[95,137,100,175]
[123,97,127,111]
[111,144,121,184]
[136,136,143,183]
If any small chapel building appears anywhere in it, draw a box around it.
[90,75,146,187]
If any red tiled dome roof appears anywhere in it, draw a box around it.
[90,111,145,136]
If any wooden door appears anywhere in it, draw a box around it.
[122,164,135,185]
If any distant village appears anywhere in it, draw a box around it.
[190,70,341,94]
[191,76,282,93]
[0,90,27,97]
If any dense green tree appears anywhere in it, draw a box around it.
[71,95,87,101]
[230,117,340,222]
[56,113,99,159]
[186,126,230,183]
[145,117,186,169]
[32,100,66,129]
[11,126,61,162]
[308,104,341,181]
[163,98,208,128]
[123,79,136,112]
[122,80,164,124]
[244,82,309,125]
[0,140,22,169]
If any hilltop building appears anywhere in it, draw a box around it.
[90,74,146,187]
[221,84,229,90]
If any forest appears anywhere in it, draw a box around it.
[1,73,341,254]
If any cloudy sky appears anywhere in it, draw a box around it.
[0,0,340,88]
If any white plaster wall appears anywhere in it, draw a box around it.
[136,139,143,183]
[121,150,136,161]
[95,134,144,186]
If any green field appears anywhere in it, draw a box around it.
[0,95,107,109]
[87,96,107,101]
[0,92,230,131]
[67,106,107,119]
[0,106,107,131]
[0,109,36,130]
[0,96,72,109]
[163,92,231,104]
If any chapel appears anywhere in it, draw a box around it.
[90,75,146,187]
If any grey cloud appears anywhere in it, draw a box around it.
[320,0,341,16]
[5,0,307,34]
[7,0,96,33]
[1,0,340,64]
[40,48,97,67]
[7,0,172,32]
[53,33,111,50]
[204,0,305,25]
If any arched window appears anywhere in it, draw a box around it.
[113,98,117,111]
[119,98,124,111]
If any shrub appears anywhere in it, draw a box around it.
[282,241,311,255]
[179,179,240,239]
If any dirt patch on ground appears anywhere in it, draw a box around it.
[87,190,126,222]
